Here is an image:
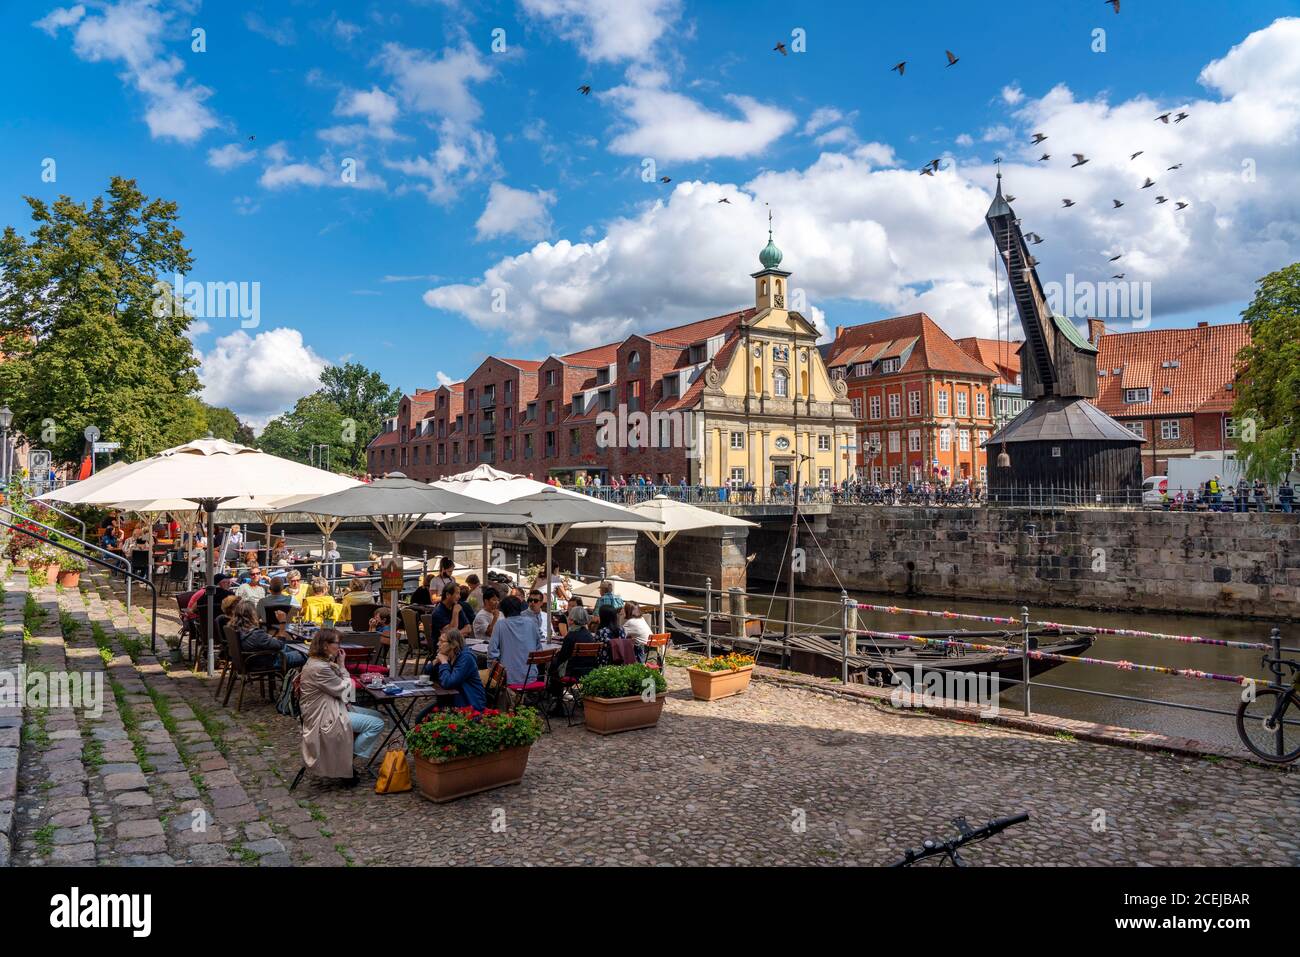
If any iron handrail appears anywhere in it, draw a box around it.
[0,504,130,576]
[28,500,87,539]
[0,517,157,651]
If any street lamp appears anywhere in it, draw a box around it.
[0,406,12,486]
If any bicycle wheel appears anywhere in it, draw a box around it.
[1236,688,1300,763]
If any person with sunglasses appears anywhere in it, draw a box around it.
[526,589,550,639]
[299,628,385,786]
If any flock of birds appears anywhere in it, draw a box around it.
[575,0,1186,281]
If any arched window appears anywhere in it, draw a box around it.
[776,279,783,295]
[628,351,641,370]
[773,368,789,398]
[761,280,768,296]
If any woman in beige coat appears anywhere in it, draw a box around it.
[299,629,385,785]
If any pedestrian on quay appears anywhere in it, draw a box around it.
[1279,479,1294,513]
[1254,478,1269,513]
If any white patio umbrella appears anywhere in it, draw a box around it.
[39,438,360,672]
[577,495,756,631]
[280,475,535,677]
[571,575,684,608]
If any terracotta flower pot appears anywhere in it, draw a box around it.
[411,745,532,803]
[43,563,59,585]
[583,694,665,735]
[56,570,81,588]
[687,664,754,701]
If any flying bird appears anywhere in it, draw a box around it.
[1026,232,1044,244]
[1071,153,1089,167]
[1106,0,1120,12]
[1130,151,1143,160]
[945,50,959,67]
[1112,199,1125,208]
[1176,201,1189,210]
[659,176,671,184]
[577,85,591,95]
[891,61,906,75]
[1005,194,1016,202]
[1112,273,1126,279]
[1031,133,1048,144]
[1038,153,1051,161]
[774,41,788,56]
[1155,195,1169,204]
[1108,253,1123,262]
[1156,112,1172,123]
[1062,198,1076,207]
[1141,177,1155,189]
[919,166,935,176]
[1174,112,1189,123]
[248,134,256,141]
[1167,163,1183,170]
[717,197,731,204]
[927,158,941,171]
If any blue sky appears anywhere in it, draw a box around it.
[4,0,1299,426]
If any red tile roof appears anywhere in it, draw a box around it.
[954,337,1022,385]
[824,313,998,379]
[1093,321,1251,418]
[559,343,620,367]
[498,359,544,373]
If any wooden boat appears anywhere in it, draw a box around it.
[663,611,1093,687]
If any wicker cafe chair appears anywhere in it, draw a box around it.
[350,602,379,633]
[483,662,509,709]
[221,624,283,713]
[564,642,604,726]
[399,606,425,675]
[508,648,558,732]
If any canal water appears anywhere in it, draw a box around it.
[745,583,1290,753]
[273,524,1284,752]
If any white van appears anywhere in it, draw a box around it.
[1142,475,1168,505]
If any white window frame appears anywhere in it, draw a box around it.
[937,390,950,416]
[939,428,952,452]
[774,369,789,397]
[869,395,881,420]
[888,393,901,418]
[1161,420,1180,440]
[1124,388,1150,404]
[908,390,921,416]
[908,430,921,452]
[976,393,987,418]
[957,392,969,417]
[851,397,862,418]
[959,429,970,452]
[888,431,901,453]
[730,431,745,450]
[817,434,831,451]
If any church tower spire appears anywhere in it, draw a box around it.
[751,206,791,312]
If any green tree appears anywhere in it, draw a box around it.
[319,362,401,472]
[0,177,201,464]
[200,403,255,444]
[1233,262,1300,470]
[257,392,350,471]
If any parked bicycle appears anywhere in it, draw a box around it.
[889,812,1029,866]
[1236,654,1300,763]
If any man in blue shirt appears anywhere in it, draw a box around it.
[489,595,543,685]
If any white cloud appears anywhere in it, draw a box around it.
[520,0,681,63]
[40,0,218,143]
[320,86,402,144]
[955,133,974,147]
[384,120,499,204]
[476,183,556,241]
[435,370,455,387]
[803,107,850,137]
[244,12,296,46]
[198,328,329,428]
[422,18,1300,347]
[33,5,85,34]
[207,143,256,170]
[377,42,492,123]
[603,79,796,162]
[259,145,386,191]
[1001,84,1024,106]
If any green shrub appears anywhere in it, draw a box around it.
[580,663,667,699]
[406,706,543,762]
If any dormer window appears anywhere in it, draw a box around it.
[853,362,870,377]
[879,357,901,374]
[1124,388,1150,404]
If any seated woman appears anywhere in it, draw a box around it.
[409,573,435,607]
[300,578,339,624]
[621,602,653,645]
[230,599,305,670]
[299,629,387,786]
[339,577,375,611]
[595,604,644,666]
[425,625,486,711]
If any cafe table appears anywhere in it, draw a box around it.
[357,679,458,769]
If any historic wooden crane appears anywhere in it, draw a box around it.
[983,175,1143,501]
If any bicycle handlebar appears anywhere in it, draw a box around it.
[890,812,1029,866]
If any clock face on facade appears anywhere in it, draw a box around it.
[774,294,784,307]
[775,436,790,450]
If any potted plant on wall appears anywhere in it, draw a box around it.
[687,653,756,701]
[580,663,669,735]
[55,551,87,588]
[406,706,544,803]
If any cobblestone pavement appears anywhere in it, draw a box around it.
[4,568,1297,867]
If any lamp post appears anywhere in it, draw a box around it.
[0,406,12,486]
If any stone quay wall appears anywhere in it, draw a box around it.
[752,506,1300,620]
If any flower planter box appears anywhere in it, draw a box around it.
[687,664,754,701]
[583,694,665,735]
[411,745,532,803]
[56,570,81,588]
